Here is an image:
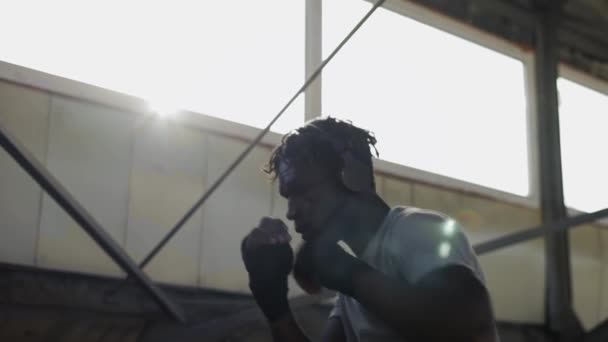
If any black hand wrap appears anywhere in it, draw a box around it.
[241,238,294,322]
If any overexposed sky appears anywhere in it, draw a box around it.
[0,0,305,133]
[323,0,529,196]
[559,78,608,212]
[1,0,606,210]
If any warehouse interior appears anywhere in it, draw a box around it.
[1,0,608,341]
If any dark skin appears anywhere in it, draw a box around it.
[243,175,497,342]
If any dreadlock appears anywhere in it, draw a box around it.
[264,117,379,184]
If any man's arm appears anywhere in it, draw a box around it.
[242,218,347,342]
[311,211,496,341]
[352,264,495,341]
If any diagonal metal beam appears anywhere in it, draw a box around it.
[473,208,608,255]
[0,123,186,323]
[136,0,388,270]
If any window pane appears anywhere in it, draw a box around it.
[323,0,529,196]
[559,78,608,212]
[0,0,304,133]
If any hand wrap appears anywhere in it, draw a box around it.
[241,238,293,321]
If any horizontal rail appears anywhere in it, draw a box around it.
[474,208,608,255]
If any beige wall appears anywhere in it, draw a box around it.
[0,82,49,266]
[0,78,606,328]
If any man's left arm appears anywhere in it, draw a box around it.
[352,263,495,341]
[312,215,496,341]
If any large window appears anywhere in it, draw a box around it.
[322,0,529,196]
[559,78,608,212]
[0,1,305,133]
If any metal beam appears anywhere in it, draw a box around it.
[400,0,608,82]
[469,0,536,27]
[137,0,387,270]
[533,3,582,339]
[305,0,323,120]
[0,123,186,323]
[473,208,608,255]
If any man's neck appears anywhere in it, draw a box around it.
[339,193,390,256]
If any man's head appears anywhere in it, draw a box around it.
[265,117,379,240]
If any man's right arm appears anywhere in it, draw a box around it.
[240,218,346,342]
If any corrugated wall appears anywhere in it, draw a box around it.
[0,79,606,329]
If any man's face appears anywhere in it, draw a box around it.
[282,175,343,242]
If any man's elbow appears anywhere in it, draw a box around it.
[416,265,496,340]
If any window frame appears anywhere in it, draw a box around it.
[557,64,608,217]
[312,0,538,207]
[1,0,607,214]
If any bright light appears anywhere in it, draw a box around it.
[148,101,179,118]
[0,0,304,133]
[558,77,608,212]
[443,219,456,237]
[323,0,529,196]
[337,240,357,257]
[439,242,451,258]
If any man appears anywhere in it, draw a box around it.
[241,117,498,341]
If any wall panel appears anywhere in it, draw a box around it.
[200,136,273,292]
[412,183,462,217]
[37,97,133,276]
[382,177,413,208]
[125,121,206,286]
[0,81,49,265]
[570,225,602,330]
[596,229,608,326]
[459,194,544,323]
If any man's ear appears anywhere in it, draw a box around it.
[341,151,374,193]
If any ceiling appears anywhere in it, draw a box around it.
[401,0,608,82]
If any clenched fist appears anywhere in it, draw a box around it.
[241,217,294,321]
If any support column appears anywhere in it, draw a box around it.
[305,0,322,121]
[533,2,582,339]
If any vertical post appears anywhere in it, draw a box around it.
[533,3,582,339]
[305,0,323,121]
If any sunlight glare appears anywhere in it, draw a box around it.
[443,220,456,237]
[148,101,179,118]
[439,242,451,258]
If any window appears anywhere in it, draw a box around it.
[322,0,529,196]
[0,1,305,133]
[559,77,608,212]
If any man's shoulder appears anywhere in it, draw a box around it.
[383,206,484,283]
[399,206,450,222]
[382,206,471,257]
[388,206,453,236]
